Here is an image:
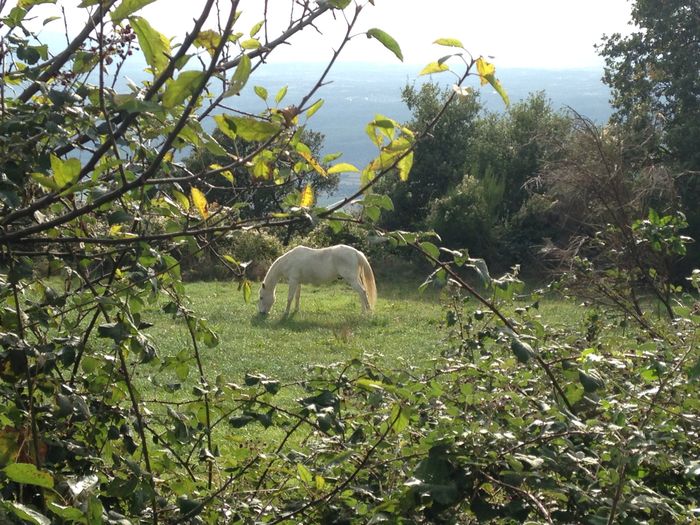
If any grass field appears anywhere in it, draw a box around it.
[141,279,450,387]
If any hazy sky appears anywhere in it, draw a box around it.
[21,0,634,69]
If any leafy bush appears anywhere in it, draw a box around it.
[180,229,284,281]
[425,175,496,259]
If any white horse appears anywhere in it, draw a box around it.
[258,244,377,316]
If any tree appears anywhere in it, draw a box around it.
[377,81,481,230]
[469,92,570,220]
[599,0,700,170]
[181,128,339,220]
[382,88,570,265]
[599,0,700,269]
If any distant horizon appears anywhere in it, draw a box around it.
[21,1,633,70]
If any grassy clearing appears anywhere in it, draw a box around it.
[141,279,448,387]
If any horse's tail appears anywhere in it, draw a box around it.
[357,250,377,311]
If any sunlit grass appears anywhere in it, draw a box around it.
[141,279,447,386]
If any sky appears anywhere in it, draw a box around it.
[17,0,634,69]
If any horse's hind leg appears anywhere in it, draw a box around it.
[285,281,299,316]
[346,276,370,312]
[294,284,301,312]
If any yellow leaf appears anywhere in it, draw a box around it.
[398,151,414,182]
[298,150,327,177]
[476,57,495,86]
[419,61,449,76]
[475,57,510,106]
[191,187,208,219]
[299,184,314,208]
[209,163,234,183]
[327,162,359,175]
[433,38,464,49]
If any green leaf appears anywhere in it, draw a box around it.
[31,172,59,191]
[328,0,351,8]
[389,403,409,433]
[297,463,313,484]
[249,20,264,38]
[162,70,205,108]
[433,37,464,48]
[305,99,324,118]
[111,0,157,23]
[130,16,171,75]
[229,415,255,428]
[420,242,440,260]
[366,28,403,62]
[97,321,130,342]
[3,502,50,525]
[4,463,54,489]
[4,7,28,28]
[240,38,261,50]
[510,337,534,363]
[225,116,281,142]
[274,85,288,104]
[50,154,81,188]
[364,193,394,211]
[47,503,85,522]
[579,369,605,392]
[177,497,203,518]
[254,85,268,101]
[72,50,99,74]
[419,62,449,76]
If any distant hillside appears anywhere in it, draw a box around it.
[233,63,613,198]
[100,59,614,199]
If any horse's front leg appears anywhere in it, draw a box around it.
[285,281,299,316]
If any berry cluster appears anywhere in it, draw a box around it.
[87,24,139,65]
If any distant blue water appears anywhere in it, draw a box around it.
[231,62,613,198]
[112,61,612,199]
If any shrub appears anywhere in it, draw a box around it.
[181,230,284,281]
[425,175,496,259]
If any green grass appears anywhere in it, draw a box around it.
[142,279,447,385]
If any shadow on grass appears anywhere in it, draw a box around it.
[250,310,385,332]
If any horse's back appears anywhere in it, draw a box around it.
[283,245,360,284]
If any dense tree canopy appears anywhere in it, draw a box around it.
[599,0,700,271]
[599,0,700,169]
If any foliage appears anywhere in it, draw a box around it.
[0,1,510,523]
[181,128,339,220]
[180,229,285,282]
[381,89,571,267]
[376,82,481,231]
[425,175,497,259]
[468,92,571,222]
[598,0,700,170]
[539,116,687,321]
[598,0,700,268]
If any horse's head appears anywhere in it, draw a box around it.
[258,282,275,315]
